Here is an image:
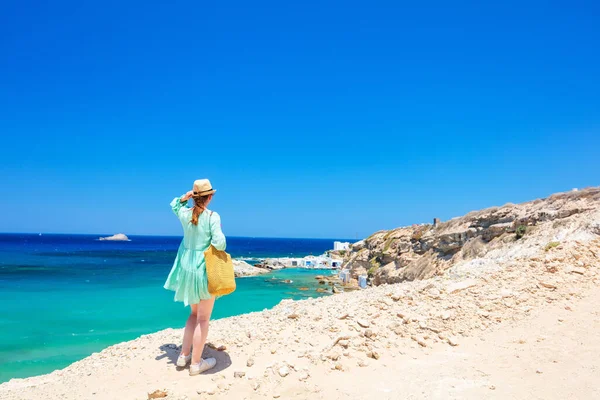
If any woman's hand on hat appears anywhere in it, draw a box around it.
[181,191,194,202]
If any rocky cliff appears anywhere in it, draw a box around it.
[343,187,600,285]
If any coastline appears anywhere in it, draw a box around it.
[0,235,348,383]
[2,232,598,399]
[3,190,599,398]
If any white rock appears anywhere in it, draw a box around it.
[98,233,130,241]
[357,319,370,328]
[298,371,310,381]
[447,279,478,294]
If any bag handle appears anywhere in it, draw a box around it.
[207,210,214,242]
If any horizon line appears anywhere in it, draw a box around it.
[0,232,358,242]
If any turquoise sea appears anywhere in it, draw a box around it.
[0,234,347,383]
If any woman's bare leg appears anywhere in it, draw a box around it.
[181,303,198,356]
[191,297,216,364]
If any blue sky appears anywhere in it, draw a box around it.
[0,0,598,238]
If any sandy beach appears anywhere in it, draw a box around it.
[2,189,599,400]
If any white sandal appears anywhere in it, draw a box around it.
[189,358,217,376]
[176,353,191,367]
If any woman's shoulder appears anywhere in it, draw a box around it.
[204,209,222,220]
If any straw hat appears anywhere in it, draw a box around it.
[193,179,216,196]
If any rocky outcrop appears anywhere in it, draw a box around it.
[98,233,130,241]
[233,260,270,277]
[343,187,600,285]
[258,259,287,270]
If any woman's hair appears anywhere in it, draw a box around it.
[190,194,211,225]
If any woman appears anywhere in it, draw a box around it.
[164,179,226,376]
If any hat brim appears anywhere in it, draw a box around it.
[194,189,216,196]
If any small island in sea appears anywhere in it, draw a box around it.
[98,233,130,241]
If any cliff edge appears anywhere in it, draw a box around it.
[343,187,600,285]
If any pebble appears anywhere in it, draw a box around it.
[357,319,370,328]
[148,390,168,399]
[298,371,310,381]
[570,267,586,275]
[447,279,478,294]
[357,359,370,367]
[278,366,290,377]
[247,358,255,367]
[428,326,441,334]
[539,281,557,290]
[197,387,217,395]
[234,371,246,379]
[411,335,427,347]
[447,336,459,346]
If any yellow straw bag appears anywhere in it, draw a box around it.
[204,213,236,296]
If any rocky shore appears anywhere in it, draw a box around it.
[232,260,271,277]
[2,188,599,400]
[342,187,600,286]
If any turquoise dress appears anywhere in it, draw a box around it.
[164,197,227,306]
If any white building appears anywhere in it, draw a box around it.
[262,253,344,270]
[333,241,350,251]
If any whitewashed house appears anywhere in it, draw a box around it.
[333,241,350,251]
